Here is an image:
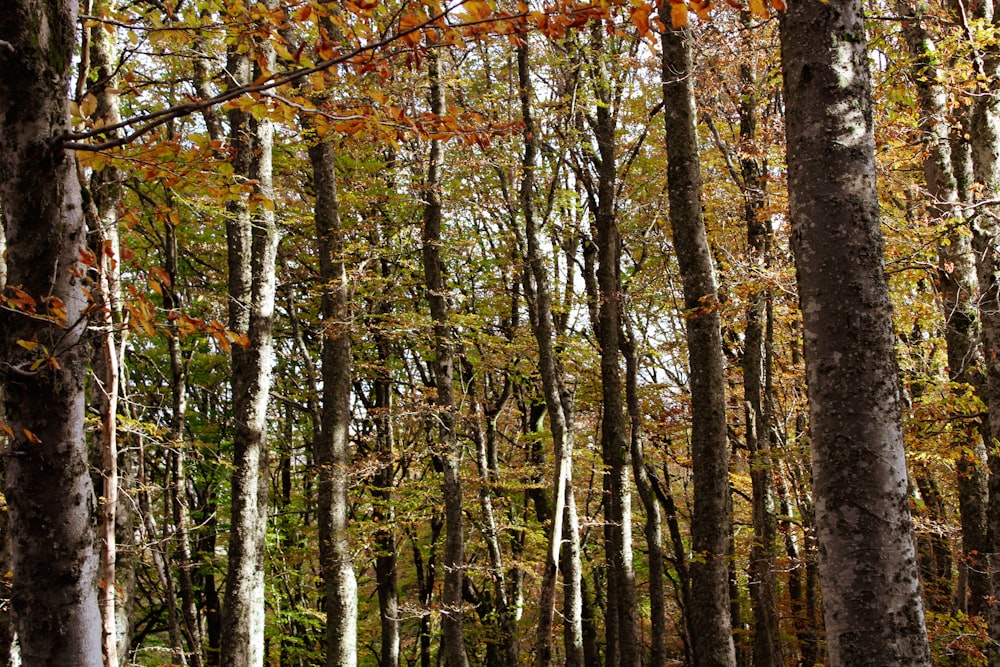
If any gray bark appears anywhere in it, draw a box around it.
[898,0,990,616]
[308,138,358,667]
[220,7,279,664]
[960,0,1000,648]
[421,48,469,667]
[779,0,931,663]
[0,0,103,662]
[514,38,584,667]
[581,24,641,667]
[659,16,736,667]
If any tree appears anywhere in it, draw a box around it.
[659,10,737,667]
[219,2,280,663]
[779,0,932,662]
[0,0,103,663]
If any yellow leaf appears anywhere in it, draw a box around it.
[16,339,40,351]
[749,0,769,18]
[462,0,492,20]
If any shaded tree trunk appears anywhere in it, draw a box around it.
[309,138,358,667]
[421,48,469,667]
[514,37,584,667]
[0,0,103,662]
[659,14,736,667]
[779,0,931,662]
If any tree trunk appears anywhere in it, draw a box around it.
[308,138,358,667]
[898,0,990,617]
[372,267,400,667]
[659,15,736,667]
[420,48,469,667]
[514,37,584,667]
[779,0,931,662]
[0,0,103,662]
[623,325,668,667]
[737,50,784,667]
[962,0,1000,648]
[583,24,641,667]
[220,7,279,663]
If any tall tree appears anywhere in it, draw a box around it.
[0,0,103,662]
[421,47,470,667]
[659,10,737,667]
[897,0,991,616]
[779,0,931,662]
[309,136,359,667]
[219,2,280,664]
[514,35,585,667]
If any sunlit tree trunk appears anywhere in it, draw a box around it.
[622,323,668,667]
[897,0,990,616]
[220,3,279,663]
[659,14,736,667]
[0,0,103,663]
[779,0,931,662]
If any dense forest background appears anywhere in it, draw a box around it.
[1,0,999,664]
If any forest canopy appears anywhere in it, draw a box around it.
[0,0,999,665]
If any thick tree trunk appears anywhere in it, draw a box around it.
[0,0,103,663]
[421,48,469,667]
[220,8,279,664]
[308,138,358,667]
[659,16,736,667]
[779,0,931,663]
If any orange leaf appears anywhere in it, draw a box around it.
[670,1,688,28]
[0,422,12,438]
[768,0,786,10]
[630,4,651,35]
[22,429,41,444]
[399,12,424,46]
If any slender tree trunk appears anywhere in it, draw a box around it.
[420,48,469,667]
[623,325,668,667]
[162,200,205,667]
[583,24,641,667]
[961,0,1000,648]
[372,274,400,667]
[736,47,784,667]
[220,5,279,662]
[515,37,584,667]
[308,138,358,667]
[0,0,103,662]
[659,14,736,667]
[898,0,990,617]
[779,0,931,662]
[82,6,126,662]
